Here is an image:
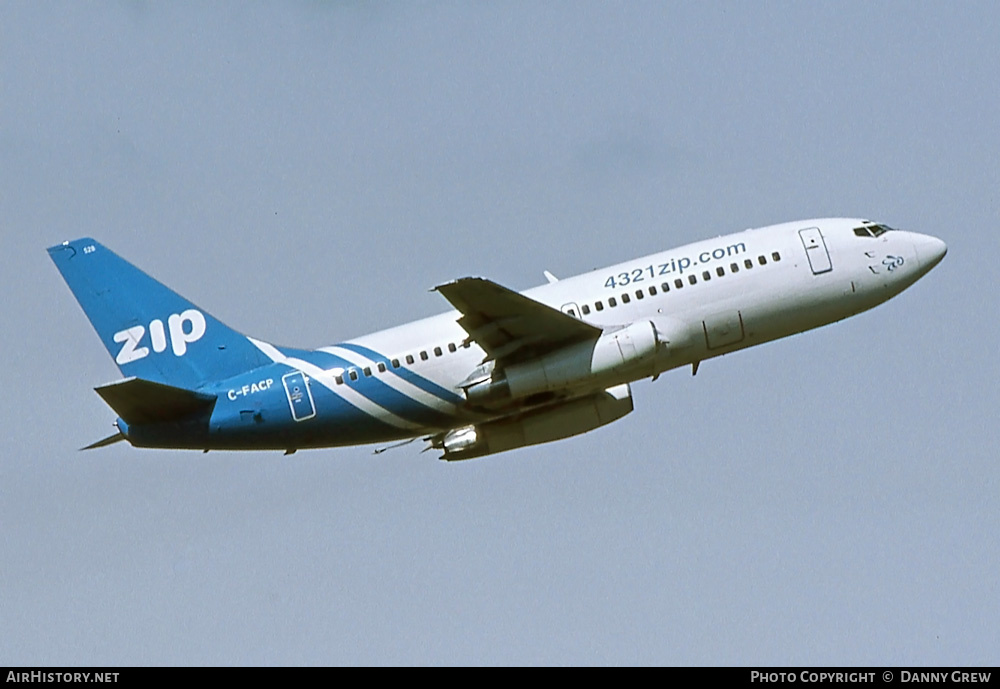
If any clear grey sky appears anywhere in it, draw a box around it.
[2,2,997,665]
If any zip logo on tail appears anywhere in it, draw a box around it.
[114,309,207,364]
[49,237,273,389]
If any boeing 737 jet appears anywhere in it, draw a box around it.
[48,218,946,460]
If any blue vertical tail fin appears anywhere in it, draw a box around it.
[48,238,273,389]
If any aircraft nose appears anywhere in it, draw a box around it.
[912,233,947,271]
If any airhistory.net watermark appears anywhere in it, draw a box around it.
[6,673,118,683]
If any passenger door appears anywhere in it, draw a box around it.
[282,371,316,422]
[799,227,833,274]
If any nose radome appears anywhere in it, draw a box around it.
[912,233,947,271]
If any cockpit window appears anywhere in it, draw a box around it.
[854,223,895,238]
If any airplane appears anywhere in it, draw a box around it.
[48,218,946,461]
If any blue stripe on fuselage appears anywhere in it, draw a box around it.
[335,342,465,405]
[205,362,404,447]
[277,346,455,428]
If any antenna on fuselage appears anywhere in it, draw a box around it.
[372,436,420,455]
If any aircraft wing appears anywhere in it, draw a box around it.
[433,277,600,364]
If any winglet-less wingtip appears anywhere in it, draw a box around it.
[431,277,477,293]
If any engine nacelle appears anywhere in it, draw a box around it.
[648,315,696,353]
[439,384,633,461]
[466,320,661,406]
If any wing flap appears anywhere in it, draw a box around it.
[94,377,217,425]
[433,277,600,363]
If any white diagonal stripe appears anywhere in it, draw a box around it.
[319,345,458,413]
[248,338,421,431]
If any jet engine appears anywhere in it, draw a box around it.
[464,318,692,407]
[436,384,633,461]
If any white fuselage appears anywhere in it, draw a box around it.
[327,217,942,434]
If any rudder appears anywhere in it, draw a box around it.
[48,238,273,389]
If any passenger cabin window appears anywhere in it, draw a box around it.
[391,358,400,368]
[406,354,414,364]
[434,346,442,357]
[595,301,604,311]
[716,266,725,277]
[658,283,668,293]
[744,259,753,269]
[420,351,429,361]
[349,369,358,381]
[702,270,711,281]
[651,285,659,295]
[335,374,344,385]
[674,278,683,289]
[377,362,386,373]
[688,274,697,285]
[363,367,371,377]
[448,343,457,353]
[772,251,781,261]
[731,262,739,273]
[635,289,643,300]
[758,255,767,265]
[621,293,630,304]
[609,297,618,307]
[582,304,591,315]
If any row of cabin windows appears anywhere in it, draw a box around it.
[335,250,783,382]
[574,252,781,317]
[334,341,470,384]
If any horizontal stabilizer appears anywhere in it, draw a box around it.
[94,377,217,425]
